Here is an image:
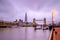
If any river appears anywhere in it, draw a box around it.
[0,26,50,40]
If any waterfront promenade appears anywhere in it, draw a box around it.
[53,27,60,40]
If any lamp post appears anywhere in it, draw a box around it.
[52,10,56,25]
[52,11,54,25]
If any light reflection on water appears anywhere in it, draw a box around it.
[0,26,50,40]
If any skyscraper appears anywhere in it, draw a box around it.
[25,12,27,22]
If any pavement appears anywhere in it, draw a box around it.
[53,27,60,40]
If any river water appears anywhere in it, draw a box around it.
[0,26,50,40]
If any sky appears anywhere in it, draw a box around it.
[0,0,60,23]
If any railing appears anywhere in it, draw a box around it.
[49,28,53,40]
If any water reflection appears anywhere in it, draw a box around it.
[0,26,50,40]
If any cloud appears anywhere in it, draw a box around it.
[0,0,60,22]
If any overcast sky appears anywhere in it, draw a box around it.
[0,0,60,23]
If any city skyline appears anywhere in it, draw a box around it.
[0,0,60,23]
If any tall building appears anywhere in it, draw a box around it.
[25,12,27,22]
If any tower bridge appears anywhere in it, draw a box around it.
[33,18,47,27]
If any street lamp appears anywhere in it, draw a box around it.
[52,10,56,25]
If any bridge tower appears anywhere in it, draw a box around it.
[43,18,46,27]
[33,18,36,27]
